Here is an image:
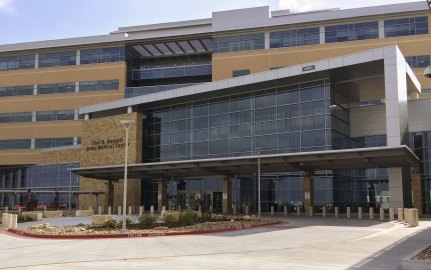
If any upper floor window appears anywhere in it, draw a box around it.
[38,82,75,95]
[384,16,428,37]
[0,112,32,123]
[232,69,251,77]
[39,51,76,68]
[0,54,35,71]
[325,21,378,43]
[35,137,74,149]
[405,55,430,68]
[79,79,119,92]
[0,85,33,97]
[270,28,319,48]
[80,47,125,65]
[212,33,265,53]
[36,110,75,121]
[0,139,31,150]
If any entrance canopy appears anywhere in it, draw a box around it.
[71,146,419,181]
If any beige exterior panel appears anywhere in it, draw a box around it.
[0,149,40,165]
[0,121,82,140]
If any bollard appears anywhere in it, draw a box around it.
[296,207,300,217]
[233,205,236,215]
[6,214,12,228]
[335,207,339,218]
[108,206,112,215]
[322,207,326,218]
[150,205,154,217]
[98,206,102,215]
[414,208,419,227]
[407,209,417,227]
[18,207,22,214]
[398,208,403,222]
[404,209,409,223]
[369,207,374,220]
[11,214,17,229]
[358,207,363,219]
[139,206,144,216]
[346,207,351,219]
[5,206,8,213]
[271,206,274,216]
[245,205,249,215]
[309,207,313,217]
[380,208,385,221]
[43,205,47,214]
[389,208,394,221]
[284,206,287,216]
[118,206,122,215]
[2,213,7,227]
[128,206,132,216]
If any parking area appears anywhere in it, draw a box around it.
[1,216,430,270]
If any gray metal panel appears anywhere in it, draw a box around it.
[350,105,386,137]
[408,99,431,132]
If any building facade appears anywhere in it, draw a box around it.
[1,2,431,215]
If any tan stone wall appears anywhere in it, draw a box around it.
[79,112,142,210]
[40,148,80,164]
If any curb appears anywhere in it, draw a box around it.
[401,244,431,270]
[5,221,282,239]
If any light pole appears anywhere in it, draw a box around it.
[255,147,263,218]
[120,119,134,231]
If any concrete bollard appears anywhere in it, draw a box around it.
[322,207,326,218]
[128,206,132,216]
[380,208,385,221]
[296,207,300,217]
[118,206,122,215]
[389,208,394,221]
[309,207,313,217]
[335,207,339,218]
[150,205,154,216]
[199,205,203,214]
[403,209,409,223]
[4,207,8,213]
[284,206,287,216]
[11,214,17,229]
[6,214,12,228]
[245,205,249,215]
[346,207,351,219]
[398,208,403,222]
[162,206,166,212]
[2,213,7,227]
[18,207,22,214]
[108,206,112,215]
[408,209,418,227]
[98,206,102,215]
[233,205,236,215]
[271,206,274,216]
[139,206,144,216]
[414,209,419,227]
[358,207,363,219]
[369,207,374,220]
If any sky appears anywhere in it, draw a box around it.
[0,0,425,45]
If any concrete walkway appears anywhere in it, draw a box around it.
[1,216,430,270]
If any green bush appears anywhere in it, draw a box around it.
[178,210,197,226]
[164,214,177,227]
[17,214,25,223]
[198,211,213,222]
[104,217,118,228]
[139,215,155,228]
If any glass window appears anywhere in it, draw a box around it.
[79,80,119,92]
[0,112,32,123]
[384,16,429,38]
[36,110,75,121]
[232,69,250,77]
[0,54,35,71]
[0,139,31,150]
[38,82,75,95]
[213,33,265,53]
[80,47,125,64]
[39,51,76,67]
[35,137,74,149]
[405,55,430,68]
[0,85,33,97]
[325,21,378,43]
[270,27,319,48]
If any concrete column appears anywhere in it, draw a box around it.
[157,181,167,212]
[284,206,287,216]
[358,207,363,219]
[346,207,351,219]
[322,207,326,218]
[369,207,374,220]
[389,208,394,221]
[34,53,39,68]
[335,207,339,218]
[264,32,270,49]
[398,208,403,222]
[411,169,422,217]
[378,20,385,39]
[75,82,80,93]
[380,208,385,221]
[139,206,144,216]
[108,206,112,215]
[222,178,232,215]
[33,85,37,95]
[303,173,314,217]
[76,50,80,65]
[319,26,325,44]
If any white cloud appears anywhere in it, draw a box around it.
[0,0,14,12]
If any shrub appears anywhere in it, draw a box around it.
[198,211,213,222]
[17,214,25,223]
[104,217,118,228]
[178,210,197,226]
[164,214,177,227]
[139,215,155,228]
